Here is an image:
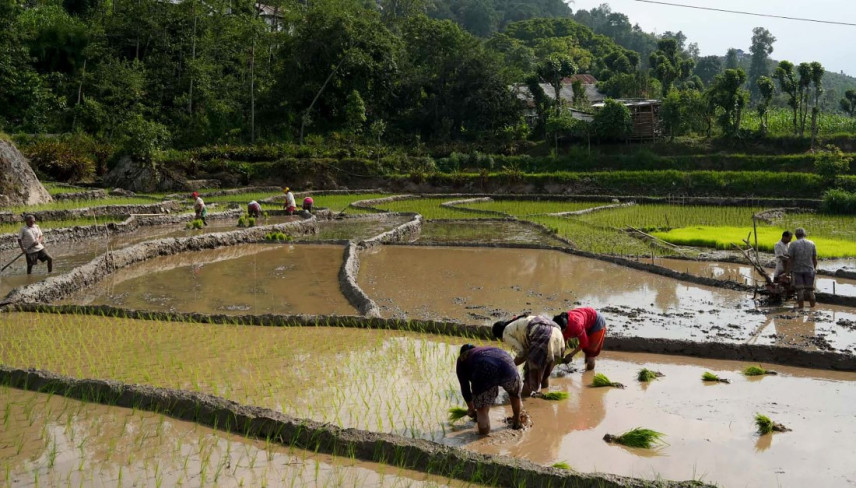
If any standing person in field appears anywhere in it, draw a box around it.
[788,227,818,308]
[283,187,296,215]
[492,314,565,397]
[456,344,523,434]
[18,214,52,275]
[247,200,262,218]
[192,192,208,226]
[773,230,792,281]
[553,307,607,371]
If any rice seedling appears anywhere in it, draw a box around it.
[652,226,856,258]
[311,193,391,213]
[603,428,666,448]
[702,371,730,383]
[551,462,572,470]
[7,196,162,214]
[530,215,665,256]
[185,219,205,230]
[591,373,625,389]
[637,368,664,382]
[455,200,607,217]
[369,197,494,220]
[743,365,778,376]
[0,216,127,235]
[755,413,790,434]
[540,391,570,401]
[578,204,766,232]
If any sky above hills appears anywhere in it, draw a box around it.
[570,0,854,75]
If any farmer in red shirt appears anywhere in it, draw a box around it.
[552,307,607,371]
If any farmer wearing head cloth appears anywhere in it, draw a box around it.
[553,307,607,371]
[456,344,523,434]
[191,192,208,226]
[283,187,296,215]
[492,314,565,397]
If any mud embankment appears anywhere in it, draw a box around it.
[0,366,705,488]
[7,303,856,372]
[0,200,181,225]
[0,219,317,305]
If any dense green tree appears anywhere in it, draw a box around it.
[707,68,748,137]
[748,27,775,102]
[841,90,856,117]
[755,75,775,136]
[649,38,694,96]
[536,53,576,114]
[592,98,632,140]
[807,62,825,146]
[694,55,722,86]
[660,89,707,140]
[724,48,739,70]
[774,60,800,135]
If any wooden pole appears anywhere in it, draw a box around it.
[753,216,759,265]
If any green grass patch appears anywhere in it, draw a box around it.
[551,462,572,470]
[370,197,494,219]
[202,192,281,205]
[455,200,607,217]
[577,204,766,232]
[7,196,161,214]
[651,225,856,258]
[313,193,391,213]
[0,216,126,234]
[530,215,670,256]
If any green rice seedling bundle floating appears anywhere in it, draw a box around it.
[755,414,790,434]
[264,232,292,242]
[637,368,665,382]
[603,428,666,449]
[540,391,569,401]
[447,407,471,423]
[591,373,625,389]
[551,462,572,470]
[236,215,256,227]
[743,365,778,376]
[702,371,730,383]
[185,219,204,230]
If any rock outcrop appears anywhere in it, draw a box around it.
[102,156,188,193]
[0,140,52,207]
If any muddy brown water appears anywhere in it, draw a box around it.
[68,243,357,316]
[0,216,301,298]
[419,221,568,246]
[2,318,855,487]
[298,216,413,241]
[656,257,856,298]
[358,246,856,353]
[0,387,477,488]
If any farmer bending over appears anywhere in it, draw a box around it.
[493,315,564,397]
[553,307,607,370]
[18,214,52,275]
[192,192,208,226]
[302,196,314,212]
[456,345,523,434]
[247,200,262,218]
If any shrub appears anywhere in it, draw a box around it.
[821,189,856,214]
[116,114,170,161]
[592,99,633,141]
[815,145,852,184]
[22,137,95,182]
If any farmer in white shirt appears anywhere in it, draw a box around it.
[18,214,53,275]
[773,230,792,280]
[493,314,565,397]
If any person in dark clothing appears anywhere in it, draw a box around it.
[456,344,523,434]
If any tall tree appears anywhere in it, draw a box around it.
[797,62,812,137]
[756,76,775,136]
[774,60,799,135]
[649,38,694,96]
[694,55,722,86]
[536,53,576,115]
[707,68,748,137]
[841,90,856,117]
[748,27,775,102]
[808,62,825,147]
[724,48,739,70]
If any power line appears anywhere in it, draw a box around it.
[632,0,856,27]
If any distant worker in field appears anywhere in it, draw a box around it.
[773,230,792,281]
[553,307,607,371]
[192,192,208,226]
[247,200,262,218]
[788,227,818,309]
[18,214,52,275]
[456,344,523,434]
[302,196,314,212]
[283,187,296,215]
[492,314,565,397]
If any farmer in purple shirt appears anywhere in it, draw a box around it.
[456,345,523,434]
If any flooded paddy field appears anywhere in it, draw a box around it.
[419,221,567,246]
[69,243,356,316]
[2,317,854,487]
[358,246,856,352]
[0,387,476,488]
[299,215,413,241]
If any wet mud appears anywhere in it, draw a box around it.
[0,387,475,488]
[419,220,568,247]
[70,243,356,316]
[358,246,856,353]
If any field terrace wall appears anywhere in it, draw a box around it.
[0,200,181,225]
[0,218,318,305]
[52,189,107,201]
[0,208,243,252]
[0,366,708,488]
[337,212,423,317]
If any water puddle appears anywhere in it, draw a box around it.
[68,243,356,316]
[357,246,856,352]
[0,387,474,488]
[298,216,412,241]
[419,221,568,246]
[2,317,854,487]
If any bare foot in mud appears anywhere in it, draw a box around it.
[504,411,532,430]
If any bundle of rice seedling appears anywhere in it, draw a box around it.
[755,413,790,434]
[743,365,778,376]
[592,373,625,389]
[541,391,569,400]
[637,368,664,382]
[603,428,665,448]
[702,371,730,383]
[448,407,470,423]
[551,462,572,470]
